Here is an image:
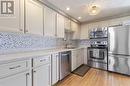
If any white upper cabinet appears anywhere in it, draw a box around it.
[0,0,24,32]
[64,18,71,30]
[26,0,43,35]
[44,7,56,37]
[71,21,80,39]
[56,14,65,38]
[80,24,89,39]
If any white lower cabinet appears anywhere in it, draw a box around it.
[71,49,84,71]
[33,64,51,86]
[33,55,51,86]
[77,49,84,67]
[0,71,31,86]
[0,53,61,86]
[51,53,59,85]
[71,50,77,71]
[84,47,88,64]
[0,59,32,86]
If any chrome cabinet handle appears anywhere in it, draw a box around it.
[19,29,23,31]
[9,65,21,70]
[108,59,111,65]
[26,73,30,76]
[56,55,59,57]
[25,29,28,32]
[26,73,30,86]
[33,71,36,73]
[40,59,47,62]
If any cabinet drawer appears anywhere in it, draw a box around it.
[0,60,30,78]
[33,55,51,67]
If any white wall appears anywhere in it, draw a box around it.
[80,16,130,39]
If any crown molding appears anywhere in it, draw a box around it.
[35,0,81,24]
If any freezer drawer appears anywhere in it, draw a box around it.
[108,54,130,75]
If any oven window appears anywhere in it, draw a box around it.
[90,50,105,60]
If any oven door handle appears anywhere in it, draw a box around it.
[91,56,105,60]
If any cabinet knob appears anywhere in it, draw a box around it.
[26,73,30,75]
[56,55,59,57]
[33,71,36,73]
[19,29,23,31]
[25,29,28,32]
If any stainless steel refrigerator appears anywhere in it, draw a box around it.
[108,25,130,75]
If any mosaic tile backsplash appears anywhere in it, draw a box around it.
[79,39,90,46]
[0,32,68,54]
[0,32,90,55]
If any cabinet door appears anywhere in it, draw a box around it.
[76,50,81,67]
[0,71,31,86]
[71,50,78,71]
[64,18,71,30]
[0,0,24,32]
[56,14,65,38]
[26,0,43,35]
[44,7,56,37]
[52,53,59,85]
[71,21,80,39]
[79,49,84,65]
[80,25,89,39]
[76,49,84,67]
[33,64,51,86]
[84,47,89,64]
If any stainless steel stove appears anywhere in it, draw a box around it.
[87,27,108,70]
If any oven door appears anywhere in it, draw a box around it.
[88,48,107,63]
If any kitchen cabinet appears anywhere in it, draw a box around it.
[0,59,32,86]
[71,21,80,39]
[76,49,84,67]
[80,25,89,39]
[44,7,56,37]
[56,14,65,38]
[51,53,59,85]
[0,0,24,33]
[71,50,77,71]
[78,48,84,66]
[71,48,84,71]
[33,64,51,86]
[83,47,88,64]
[0,71,31,86]
[33,55,51,86]
[64,18,71,30]
[26,0,43,35]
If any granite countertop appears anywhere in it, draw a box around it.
[0,47,86,63]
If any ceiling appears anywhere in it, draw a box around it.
[45,0,130,23]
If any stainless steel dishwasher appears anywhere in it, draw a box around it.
[59,51,71,80]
